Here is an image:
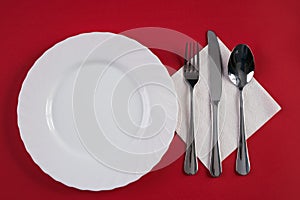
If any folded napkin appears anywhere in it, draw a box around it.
[172,38,281,169]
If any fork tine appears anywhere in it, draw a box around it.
[189,42,192,71]
[191,42,194,69]
[184,42,188,71]
[185,42,188,65]
[197,42,200,70]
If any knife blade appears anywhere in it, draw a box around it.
[208,30,222,102]
[207,30,222,177]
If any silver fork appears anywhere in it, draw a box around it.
[183,42,200,175]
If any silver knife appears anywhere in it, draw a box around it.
[207,30,222,177]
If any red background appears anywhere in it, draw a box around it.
[0,0,299,199]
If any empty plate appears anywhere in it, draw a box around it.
[17,32,178,190]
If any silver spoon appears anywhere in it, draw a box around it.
[228,44,255,175]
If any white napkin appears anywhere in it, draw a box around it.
[172,38,281,169]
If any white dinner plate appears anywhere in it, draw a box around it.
[17,32,178,191]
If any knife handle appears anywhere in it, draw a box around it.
[210,101,222,177]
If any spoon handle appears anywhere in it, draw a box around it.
[210,101,222,177]
[236,90,251,175]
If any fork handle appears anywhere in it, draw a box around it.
[210,101,222,177]
[184,87,198,175]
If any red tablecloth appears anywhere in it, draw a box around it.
[1,0,299,199]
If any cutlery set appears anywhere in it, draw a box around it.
[17,30,263,191]
[183,30,255,177]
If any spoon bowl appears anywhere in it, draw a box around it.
[228,44,255,90]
